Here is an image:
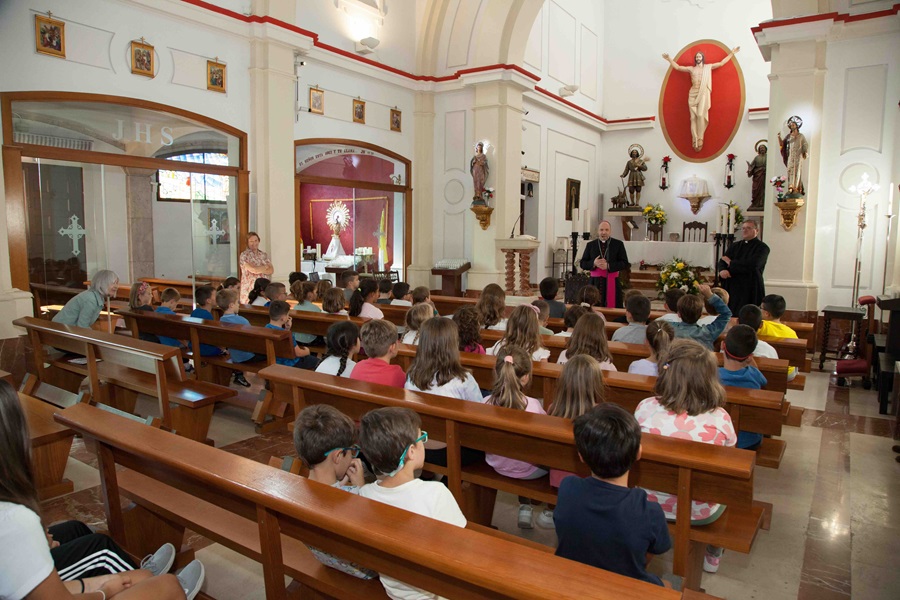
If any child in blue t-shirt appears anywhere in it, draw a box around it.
[189,285,223,357]
[555,404,672,587]
[718,324,767,449]
[266,300,319,370]
[217,288,256,387]
[154,287,183,348]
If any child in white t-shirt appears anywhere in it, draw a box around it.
[315,321,360,378]
[557,312,616,370]
[628,320,674,377]
[486,304,550,361]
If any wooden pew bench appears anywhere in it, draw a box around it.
[236,304,368,350]
[55,403,687,600]
[20,391,76,499]
[14,317,232,443]
[260,367,765,591]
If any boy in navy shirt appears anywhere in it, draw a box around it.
[718,324,767,449]
[155,287,183,348]
[190,285,224,357]
[218,289,255,387]
[555,404,672,587]
[267,300,319,370]
[539,277,566,319]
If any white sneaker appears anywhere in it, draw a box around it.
[536,508,555,529]
[139,542,175,576]
[517,504,534,529]
[176,560,205,600]
[703,548,723,573]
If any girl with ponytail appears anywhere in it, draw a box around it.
[628,320,674,376]
[348,279,383,319]
[316,322,361,378]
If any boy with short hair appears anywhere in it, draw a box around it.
[670,284,731,350]
[539,277,566,319]
[358,407,466,599]
[342,270,360,302]
[613,289,644,323]
[656,289,685,323]
[531,300,554,335]
[349,320,406,387]
[267,300,318,370]
[412,286,439,316]
[612,294,651,344]
[555,305,588,337]
[390,282,412,307]
[376,279,393,304]
[555,403,671,586]
[288,271,308,286]
[293,405,378,579]
[718,325,767,449]
[190,285,224,357]
[737,305,779,359]
[698,287,731,326]
[217,289,255,387]
[264,282,288,307]
[759,294,798,338]
[155,288,183,348]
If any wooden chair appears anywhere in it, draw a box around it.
[648,224,664,241]
[682,221,708,243]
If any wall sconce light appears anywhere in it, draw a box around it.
[677,175,711,214]
[559,84,579,97]
[356,37,380,54]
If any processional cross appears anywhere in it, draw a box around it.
[58,215,87,256]
[206,219,226,243]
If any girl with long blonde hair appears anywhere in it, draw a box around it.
[486,304,549,361]
[557,312,615,369]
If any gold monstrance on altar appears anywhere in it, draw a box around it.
[323,200,351,261]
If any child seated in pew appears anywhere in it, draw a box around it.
[358,407,467,600]
[555,404,672,587]
[634,339,736,574]
[412,286,439,316]
[557,313,616,370]
[405,317,485,468]
[315,279,333,303]
[531,300,554,335]
[476,283,507,330]
[291,281,323,346]
[627,320,674,377]
[155,289,191,373]
[487,304,550,361]
[390,282,413,306]
[376,279,394,304]
[759,294,798,338]
[670,284,731,351]
[350,320,406,387]
[263,282,288,307]
[341,270,360,303]
[128,282,159,344]
[293,405,378,579]
[452,306,485,354]
[316,321,360,377]
[612,294,651,344]
[349,279,384,319]
[611,289,644,323]
[288,271,307,286]
[401,303,434,345]
[575,286,608,323]
[539,277,566,319]
[267,301,319,370]
[189,285,224,358]
[656,289,685,323]
[738,305,797,381]
[555,305,588,338]
[485,346,551,529]
[216,276,240,294]
[719,325,767,450]
[217,289,255,387]
[248,277,270,306]
[321,287,349,316]
[698,287,730,326]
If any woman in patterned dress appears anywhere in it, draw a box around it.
[239,231,273,304]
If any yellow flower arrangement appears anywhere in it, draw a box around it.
[642,203,667,226]
[656,257,702,295]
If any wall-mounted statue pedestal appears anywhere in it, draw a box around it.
[496,237,540,296]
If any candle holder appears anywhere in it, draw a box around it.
[569,231,591,276]
[713,232,735,285]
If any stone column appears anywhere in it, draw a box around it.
[124,168,156,281]
[407,92,436,289]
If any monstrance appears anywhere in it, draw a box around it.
[323,200,351,261]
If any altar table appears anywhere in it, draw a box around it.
[622,240,715,269]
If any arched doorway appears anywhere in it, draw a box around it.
[294,139,411,279]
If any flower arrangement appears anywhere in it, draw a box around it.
[657,258,702,295]
[724,153,736,189]
[659,155,671,190]
[642,203,667,226]
[482,187,495,204]
[725,200,744,229]
[770,176,786,202]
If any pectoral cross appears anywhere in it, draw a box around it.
[58,215,86,256]
[206,219,226,243]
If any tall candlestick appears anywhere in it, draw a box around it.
[729,207,736,232]
[572,208,579,233]
[583,205,589,233]
[316,243,321,259]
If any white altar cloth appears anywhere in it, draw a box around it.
[623,240,716,269]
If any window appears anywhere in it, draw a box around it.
[158,152,230,201]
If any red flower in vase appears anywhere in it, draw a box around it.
[662,156,672,164]
[726,154,736,162]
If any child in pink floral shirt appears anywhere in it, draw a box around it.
[634,338,737,574]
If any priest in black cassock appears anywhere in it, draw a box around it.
[579,220,630,308]
[717,219,769,314]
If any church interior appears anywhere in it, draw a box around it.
[0,0,898,598]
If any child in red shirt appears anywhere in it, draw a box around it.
[349,319,406,387]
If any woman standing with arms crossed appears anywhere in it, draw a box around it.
[238,232,273,304]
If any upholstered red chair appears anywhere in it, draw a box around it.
[835,295,876,388]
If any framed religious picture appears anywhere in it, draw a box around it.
[35,14,65,58]
[309,87,324,114]
[353,99,366,124]
[130,40,154,77]
[207,60,226,93]
[565,178,581,221]
[390,108,401,132]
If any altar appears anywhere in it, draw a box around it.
[623,240,716,269]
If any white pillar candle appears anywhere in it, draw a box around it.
[729,207,736,231]
[584,205,589,233]
[889,182,895,216]
[316,243,321,259]
[572,208,580,232]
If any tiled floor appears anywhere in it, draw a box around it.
[37,366,900,599]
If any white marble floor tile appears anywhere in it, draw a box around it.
[786,370,831,411]
[64,455,100,492]
[195,543,269,600]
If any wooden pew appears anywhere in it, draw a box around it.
[237,304,368,340]
[14,317,232,443]
[479,328,623,362]
[260,367,763,591]
[20,391,76,499]
[137,277,210,298]
[55,403,688,600]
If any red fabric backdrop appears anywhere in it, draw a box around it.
[659,41,745,162]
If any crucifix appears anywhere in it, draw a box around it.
[58,215,86,256]
[205,218,226,244]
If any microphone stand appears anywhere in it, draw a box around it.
[509,211,525,239]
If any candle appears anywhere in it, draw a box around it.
[583,205,589,233]
[890,182,895,216]
[718,206,724,232]
[572,208,580,232]
[729,207,736,231]
[316,243,321,259]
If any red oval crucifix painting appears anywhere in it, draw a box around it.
[658,39,745,163]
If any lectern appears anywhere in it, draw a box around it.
[431,262,471,297]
